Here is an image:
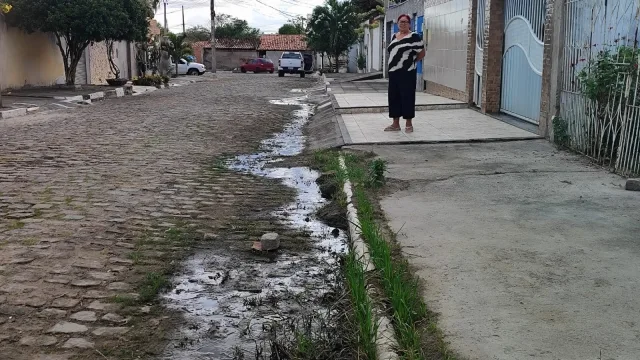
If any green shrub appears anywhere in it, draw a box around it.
[132,75,166,87]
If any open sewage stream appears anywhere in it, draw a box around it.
[162,90,347,359]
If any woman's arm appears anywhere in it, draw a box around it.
[416,49,426,62]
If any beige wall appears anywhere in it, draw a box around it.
[0,17,64,89]
[88,41,134,83]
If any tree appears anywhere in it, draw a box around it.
[279,24,302,35]
[184,25,211,43]
[215,17,260,43]
[167,33,193,76]
[278,16,305,34]
[307,0,359,73]
[5,0,152,85]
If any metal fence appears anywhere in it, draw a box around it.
[560,0,640,176]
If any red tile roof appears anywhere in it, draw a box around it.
[258,34,308,51]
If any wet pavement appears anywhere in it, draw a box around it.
[163,93,348,359]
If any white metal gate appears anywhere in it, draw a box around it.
[560,0,640,176]
[500,0,547,123]
[473,0,486,107]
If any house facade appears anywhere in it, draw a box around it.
[192,39,258,71]
[258,34,312,64]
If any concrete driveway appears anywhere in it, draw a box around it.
[351,140,640,360]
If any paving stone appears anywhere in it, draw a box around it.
[38,308,67,318]
[115,242,135,249]
[88,271,115,280]
[45,277,71,285]
[48,321,88,333]
[83,290,109,299]
[32,204,54,210]
[109,257,133,265]
[92,327,129,336]
[62,337,94,349]
[73,260,104,269]
[102,313,126,323]
[107,282,131,291]
[70,311,97,322]
[71,279,102,287]
[87,300,116,311]
[9,258,36,265]
[50,298,80,308]
[14,296,48,307]
[63,215,85,220]
[19,335,57,346]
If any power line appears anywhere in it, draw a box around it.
[254,0,295,18]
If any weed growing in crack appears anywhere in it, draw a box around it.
[366,159,387,188]
[127,251,143,265]
[8,220,25,230]
[138,272,170,303]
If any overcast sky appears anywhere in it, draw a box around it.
[154,0,325,35]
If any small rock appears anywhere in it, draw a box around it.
[19,335,57,346]
[48,321,88,333]
[51,298,80,308]
[102,313,126,323]
[257,232,280,252]
[70,311,97,322]
[139,306,151,314]
[92,327,129,336]
[70,279,102,287]
[625,178,640,191]
[62,337,94,349]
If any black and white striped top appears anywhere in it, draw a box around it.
[387,32,424,72]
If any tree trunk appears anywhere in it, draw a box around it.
[335,52,340,73]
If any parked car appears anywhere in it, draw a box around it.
[173,57,206,75]
[240,58,275,73]
[278,52,305,78]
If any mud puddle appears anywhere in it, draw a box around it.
[163,93,346,359]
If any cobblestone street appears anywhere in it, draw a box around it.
[0,73,319,359]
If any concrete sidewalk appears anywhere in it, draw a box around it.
[350,140,640,360]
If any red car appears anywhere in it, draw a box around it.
[240,58,275,73]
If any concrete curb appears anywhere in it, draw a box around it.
[339,156,399,360]
[0,107,27,119]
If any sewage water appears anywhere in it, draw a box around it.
[163,93,347,359]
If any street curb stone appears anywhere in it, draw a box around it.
[0,107,27,119]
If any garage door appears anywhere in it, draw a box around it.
[500,0,546,123]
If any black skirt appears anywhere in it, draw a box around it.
[388,69,417,119]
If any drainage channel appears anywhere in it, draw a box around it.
[163,93,347,359]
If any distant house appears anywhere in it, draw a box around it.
[257,34,312,64]
[192,39,258,71]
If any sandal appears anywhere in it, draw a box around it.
[384,125,401,132]
[405,126,414,133]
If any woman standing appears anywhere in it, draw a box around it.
[385,14,425,133]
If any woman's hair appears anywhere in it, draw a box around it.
[397,14,411,23]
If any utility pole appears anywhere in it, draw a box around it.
[182,6,185,34]
[210,0,217,73]
[163,0,168,33]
